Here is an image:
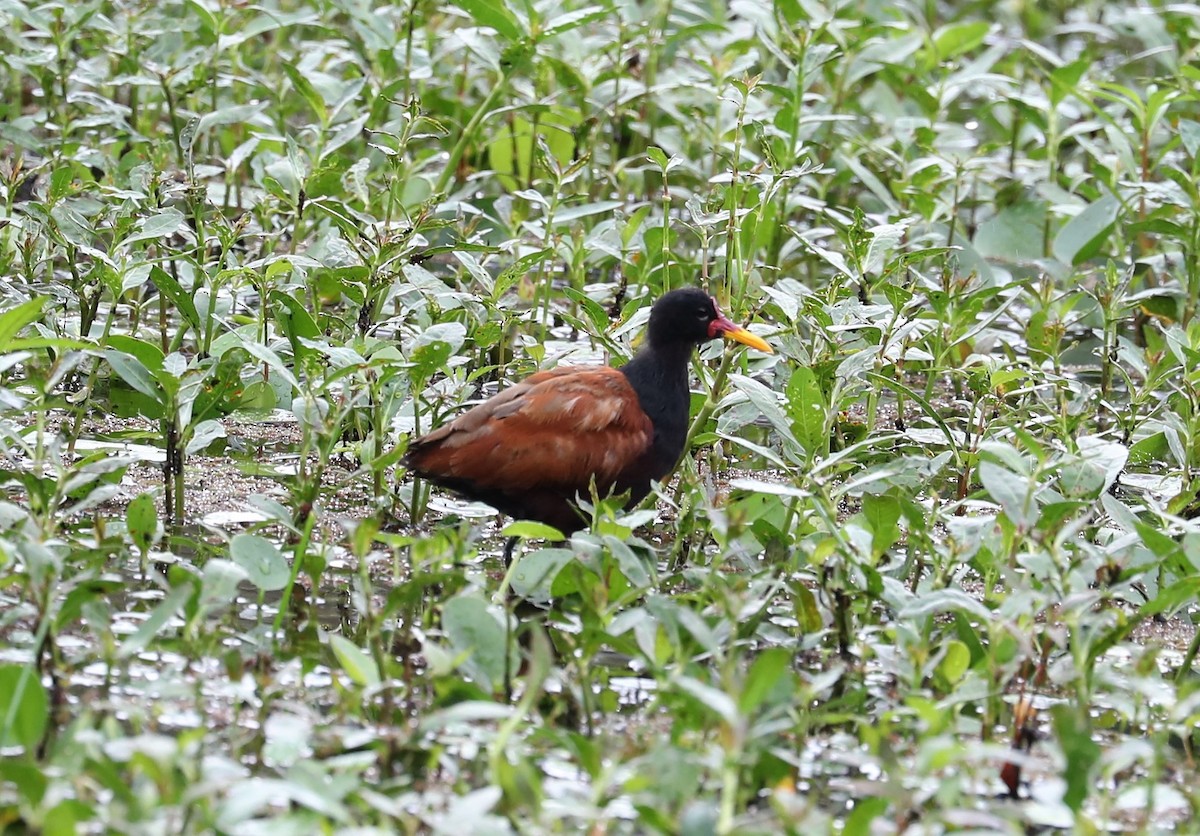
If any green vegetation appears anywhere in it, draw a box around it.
[1,0,1198,831]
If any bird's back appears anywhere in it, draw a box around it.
[403,366,656,532]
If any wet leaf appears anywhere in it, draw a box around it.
[443,596,509,691]
[410,322,468,377]
[230,534,290,591]
[510,548,573,602]
[785,366,827,457]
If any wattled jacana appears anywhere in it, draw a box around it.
[403,288,772,544]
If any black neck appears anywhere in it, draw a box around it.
[619,341,694,475]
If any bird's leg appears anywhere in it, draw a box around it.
[502,533,518,700]
[504,614,512,702]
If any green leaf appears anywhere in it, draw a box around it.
[106,334,166,374]
[1137,576,1200,619]
[185,0,220,38]
[487,108,580,187]
[283,63,328,124]
[119,582,193,658]
[0,297,47,353]
[1180,120,1200,159]
[862,493,901,558]
[510,547,574,602]
[1053,195,1121,266]
[271,291,322,367]
[952,612,986,665]
[978,460,1037,530]
[898,588,992,621]
[410,322,468,377]
[646,146,670,170]
[553,199,622,225]
[493,248,554,297]
[794,585,823,634]
[230,533,290,592]
[196,560,248,620]
[935,640,970,687]
[931,21,990,61]
[104,349,164,403]
[193,103,268,148]
[122,209,188,247]
[501,520,564,541]
[1048,58,1089,105]
[126,493,159,553]
[863,221,906,274]
[443,595,509,692]
[1051,705,1100,812]
[973,200,1046,262]
[0,665,48,751]
[149,266,200,330]
[0,758,47,805]
[844,796,889,836]
[329,634,381,688]
[540,6,607,39]
[186,419,226,454]
[450,0,525,41]
[675,675,739,727]
[739,647,792,715]
[606,536,652,590]
[785,366,827,457]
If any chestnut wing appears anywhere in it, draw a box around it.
[404,366,653,493]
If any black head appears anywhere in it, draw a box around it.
[646,288,773,352]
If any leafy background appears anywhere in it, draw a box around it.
[1,0,1198,832]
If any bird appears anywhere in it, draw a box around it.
[402,287,773,551]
